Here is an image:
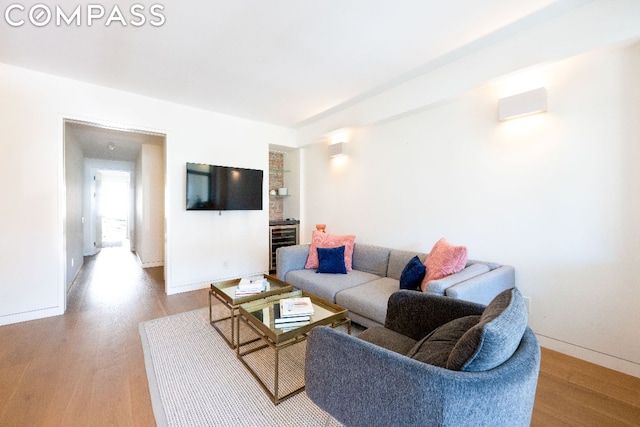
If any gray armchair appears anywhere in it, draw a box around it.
[305,289,540,427]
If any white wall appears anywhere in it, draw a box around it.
[297,42,640,376]
[64,123,84,290]
[294,0,640,378]
[0,62,295,325]
[135,143,165,268]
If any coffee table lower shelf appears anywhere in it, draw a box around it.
[207,275,293,348]
[236,294,350,405]
[208,289,263,349]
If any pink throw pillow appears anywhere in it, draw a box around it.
[305,231,356,271]
[421,238,468,291]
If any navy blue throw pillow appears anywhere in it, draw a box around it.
[316,246,347,274]
[399,256,426,290]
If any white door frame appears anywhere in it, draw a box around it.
[61,115,168,312]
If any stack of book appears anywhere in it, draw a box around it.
[274,297,314,330]
[234,275,267,296]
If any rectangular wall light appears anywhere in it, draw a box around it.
[328,142,345,158]
[499,87,547,121]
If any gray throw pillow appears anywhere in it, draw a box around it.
[447,288,528,371]
[406,315,481,367]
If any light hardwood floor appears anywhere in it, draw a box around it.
[0,247,638,426]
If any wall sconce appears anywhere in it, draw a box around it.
[498,87,547,121]
[328,142,345,158]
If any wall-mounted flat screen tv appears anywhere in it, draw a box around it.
[186,162,263,211]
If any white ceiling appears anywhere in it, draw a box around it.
[66,121,164,162]
[0,0,568,130]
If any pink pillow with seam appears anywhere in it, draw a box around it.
[305,231,356,271]
[421,238,467,291]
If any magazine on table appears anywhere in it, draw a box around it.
[279,297,314,317]
[274,315,310,324]
[235,275,267,295]
[277,321,310,331]
[273,304,310,324]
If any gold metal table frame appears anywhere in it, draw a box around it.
[208,275,293,348]
[236,291,350,405]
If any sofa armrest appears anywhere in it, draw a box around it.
[384,290,485,341]
[276,244,310,281]
[446,265,515,306]
[305,326,540,427]
[306,326,447,427]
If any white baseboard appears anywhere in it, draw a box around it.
[139,261,164,268]
[0,306,64,327]
[67,260,85,292]
[165,272,267,296]
[537,334,640,378]
[134,251,164,268]
[166,280,210,295]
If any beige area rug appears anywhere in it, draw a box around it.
[139,306,347,426]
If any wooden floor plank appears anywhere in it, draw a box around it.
[533,371,640,426]
[539,347,640,410]
[533,349,640,426]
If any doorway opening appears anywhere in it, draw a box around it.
[99,170,131,250]
[63,119,167,310]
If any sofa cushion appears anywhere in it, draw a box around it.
[421,238,467,291]
[335,277,398,325]
[448,288,528,371]
[387,250,428,280]
[399,256,426,290]
[305,231,356,271]
[358,326,417,355]
[286,269,381,303]
[424,263,490,295]
[351,244,391,277]
[406,315,481,367]
[317,246,347,274]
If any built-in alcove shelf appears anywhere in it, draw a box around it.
[269,151,288,222]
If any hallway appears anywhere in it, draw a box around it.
[0,248,207,426]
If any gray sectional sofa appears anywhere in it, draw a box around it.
[276,243,515,328]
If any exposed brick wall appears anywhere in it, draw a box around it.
[269,151,284,221]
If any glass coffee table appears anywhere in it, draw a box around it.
[236,290,350,405]
[208,275,293,348]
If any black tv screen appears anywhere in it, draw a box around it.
[186,162,263,211]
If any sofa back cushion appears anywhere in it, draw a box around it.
[448,287,528,371]
[406,288,527,371]
[387,250,428,280]
[406,315,481,366]
[351,244,391,277]
[423,263,490,295]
